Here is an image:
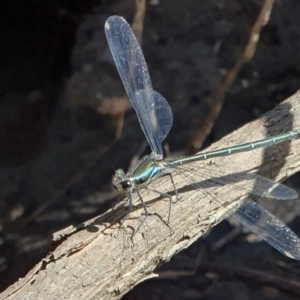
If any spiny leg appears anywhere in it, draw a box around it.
[132,190,149,236]
[126,173,179,235]
[166,172,180,202]
[118,192,133,226]
[143,172,179,225]
[144,186,172,225]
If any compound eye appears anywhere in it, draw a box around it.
[122,180,132,191]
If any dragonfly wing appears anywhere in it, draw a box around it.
[169,162,298,200]
[135,89,173,156]
[166,163,300,259]
[233,198,300,260]
[105,16,173,156]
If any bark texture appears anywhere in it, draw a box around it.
[2,92,300,300]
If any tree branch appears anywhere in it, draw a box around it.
[2,92,300,300]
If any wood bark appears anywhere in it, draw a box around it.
[2,92,300,300]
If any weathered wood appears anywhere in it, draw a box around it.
[2,92,300,300]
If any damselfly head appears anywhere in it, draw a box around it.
[112,169,134,192]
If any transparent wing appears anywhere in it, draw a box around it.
[135,90,173,156]
[233,198,300,260]
[105,16,173,156]
[165,162,299,259]
[167,161,298,200]
[200,170,298,200]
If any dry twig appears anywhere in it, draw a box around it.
[187,0,276,153]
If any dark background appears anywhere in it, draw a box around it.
[1,0,300,299]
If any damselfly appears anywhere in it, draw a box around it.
[105,15,300,259]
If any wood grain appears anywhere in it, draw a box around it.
[2,91,300,300]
